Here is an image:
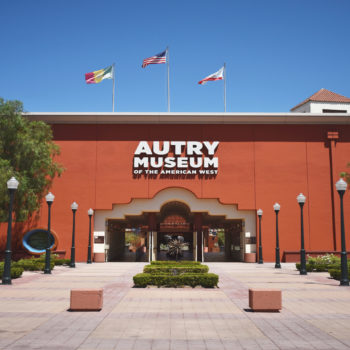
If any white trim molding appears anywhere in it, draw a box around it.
[24,112,350,125]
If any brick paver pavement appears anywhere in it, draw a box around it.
[0,262,350,349]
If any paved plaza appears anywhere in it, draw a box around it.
[0,262,350,349]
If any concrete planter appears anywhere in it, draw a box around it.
[244,253,256,263]
[94,253,105,262]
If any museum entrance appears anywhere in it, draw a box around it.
[106,221,148,262]
[105,200,244,262]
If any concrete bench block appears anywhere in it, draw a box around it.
[244,253,256,263]
[249,289,282,312]
[70,289,103,311]
[93,253,105,262]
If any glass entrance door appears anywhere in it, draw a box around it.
[203,220,243,262]
[107,222,148,262]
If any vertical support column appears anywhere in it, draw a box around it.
[148,213,157,262]
[327,131,339,250]
[193,231,197,261]
[224,224,231,261]
[152,232,157,261]
[147,232,151,261]
[194,213,203,262]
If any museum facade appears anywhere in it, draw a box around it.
[22,90,350,263]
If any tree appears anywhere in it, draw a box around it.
[0,98,64,223]
[341,164,350,185]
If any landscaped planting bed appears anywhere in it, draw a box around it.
[0,255,71,280]
[296,254,340,272]
[296,254,350,281]
[328,262,350,281]
[143,264,209,274]
[52,257,71,266]
[0,262,24,279]
[150,261,201,265]
[15,257,55,271]
[133,261,218,288]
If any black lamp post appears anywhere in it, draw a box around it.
[297,193,307,275]
[257,209,263,264]
[87,208,94,264]
[44,192,55,274]
[2,177,19,285]
[273,202,281,269]
[70,202,78,268]
[335,179,349,286]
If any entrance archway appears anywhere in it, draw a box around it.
[93,188,256,262]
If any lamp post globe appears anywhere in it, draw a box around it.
[335,179,349,286]
[7,177,19,190]
[297,193,307,275]
[87,208,94,264]
[71,202,78,211]
[336,178,347,192]
[70,202,78,268]
[257,209,263,264]
[44,192,55,274]
[273,203,280,212]
[273,203,281,269]
[2,177,19,285]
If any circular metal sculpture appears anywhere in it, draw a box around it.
[22,228,58,254]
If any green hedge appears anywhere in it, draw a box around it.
[296,254,341,272]
[0,265,24,279]
[144,265,209,275]
[0,255,70,280]
[133,272,218,288]
[295,263,314,272]
[53,258,71,266]
[14,258,55,271]
[329,268,341,280]
[150,261,201,266]
[328,267,350,281]
[14,256,70,270]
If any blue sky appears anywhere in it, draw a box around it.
[1,0,349,113]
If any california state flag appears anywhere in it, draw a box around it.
[198,67,224,85]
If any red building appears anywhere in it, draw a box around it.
[20,89,350,263]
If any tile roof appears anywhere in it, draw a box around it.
[291,88,350,111]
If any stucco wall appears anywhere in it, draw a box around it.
[293,101,350,113]
[29,122,350,262]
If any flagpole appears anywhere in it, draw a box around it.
[112,63,115,112]
[167,47,170,112]
[224,63,226,113]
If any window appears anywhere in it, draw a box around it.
[322,109,347,113]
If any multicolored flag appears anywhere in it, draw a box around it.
[85,65,114,84]
[198,67,224,85]
[142,50,167,68]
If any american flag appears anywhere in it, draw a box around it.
[142,50,167,68]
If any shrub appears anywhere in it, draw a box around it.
[53,258,70,266]
[10,267,24,279]
[328,268,342,281]
[144,265,209,275]
[295,263,314,272]
[328,263,350,281]
[295,254,341,272]
[134,260,217,288]
[133,273,218,288]
[0,265,24,279]
[15,258,54,271]
[150,261,201,265]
